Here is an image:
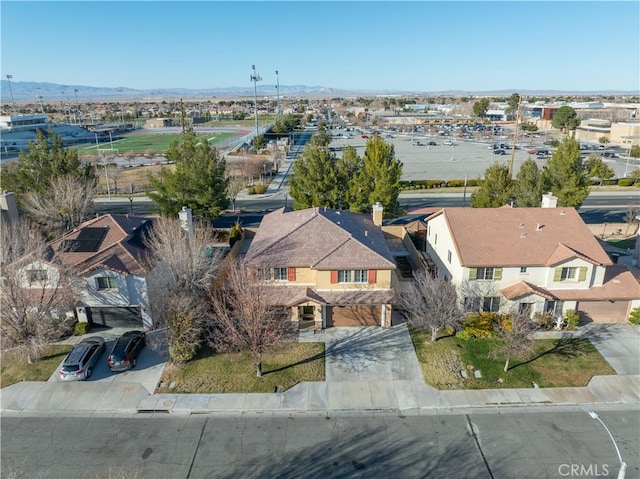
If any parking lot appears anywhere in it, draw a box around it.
[329,127,633,181]
[48,328,167,393]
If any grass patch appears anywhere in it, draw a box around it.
[155,342,325,394]
[0,345,72,388]
[606,237,636,250]
[71,132,236,155]
[409,328,615,389]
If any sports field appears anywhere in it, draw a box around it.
[72,131,237,155]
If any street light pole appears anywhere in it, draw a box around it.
[587,410,627,479]
[6,74,16,114]
[250,65,262,138]
[74,89,80,125]
[275,70,280,120]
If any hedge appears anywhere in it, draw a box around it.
[618,178,637,187]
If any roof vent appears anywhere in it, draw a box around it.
[536,223,543,231]
[519,223,525,229]
[365,230,368,237]
[560,210,566,216]
[521,233,527,239]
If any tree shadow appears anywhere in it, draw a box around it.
[508,331,609,371]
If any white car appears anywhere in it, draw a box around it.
[443,140,455,146]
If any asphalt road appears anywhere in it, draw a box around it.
[2,408,638,478]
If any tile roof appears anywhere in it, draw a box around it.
[48,214,153,276]
[261,285,394,306]
[243,207,396,270]
[500,266,640,302]
[430,207,612,267]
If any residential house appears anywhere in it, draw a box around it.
[240,204,423,329]
[425,199,640,323]
[31,214,162,329]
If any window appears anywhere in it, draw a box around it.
[337,270,369,283]
[434,233,438,245]
[96,276,118,290]
[464,296,500,312]
[27,269,48,283]
[447,250,452,264]
[273,268,287,281]
[520,267,528,274]
[545,300,564,316]
[477,267,494,280]
[560,267,577,281]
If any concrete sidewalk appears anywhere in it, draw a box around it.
[2,323,639,416]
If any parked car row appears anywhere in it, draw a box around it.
[59,330,146,381]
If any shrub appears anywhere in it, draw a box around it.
[563,309,580,329]
[628,307,640,325]
[74,322,90,335]
[455,330,472,340]
[618,178,636,187]
[247,187,256,195]
[466,179,479,187]
[229,221,243,248]
[447,179,465,187]
[253,184,267,194]
[462,312,501,338]
[602,179,618,186]
[533,311,554,329]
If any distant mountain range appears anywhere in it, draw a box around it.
[1,80,637,102]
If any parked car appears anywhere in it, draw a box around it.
[602,151,617,158]
[59,336,106,381]
[443,140,454,146]
[493,149,506,155]
[361,135,369,139]
[428,141,437,146]
[527,149,539,155]
[106,330,146,372]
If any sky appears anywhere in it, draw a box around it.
[1,1,639,92]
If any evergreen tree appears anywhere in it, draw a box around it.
[2,130,96,203]
[551,106,580,134]
[543,136,590,208]
[584,155,615,185]
[470,162,512,208]
[148,127,228,221]
[288,141,344,210]
[349,135,403,216]
[513,158,546,207]
[336,145,363,207]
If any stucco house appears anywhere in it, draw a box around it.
[424,200,640,323]
[240,204,424,329]
[23,214,162,329]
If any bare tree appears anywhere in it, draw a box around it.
[207,262,294,377]
[144,216,225,363]
[396,273,465,342]
[624,207,639,235]
[106,162,122,194]
[490,310,537,373]
[226,177,245,213]
[0,219,78,362]
[21,174,95,234]
[144,216,224,294]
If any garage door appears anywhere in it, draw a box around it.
[327,305,381,327]
[86,307,142,328]
[577,301,629,323]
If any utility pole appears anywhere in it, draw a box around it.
[74,89,80,125]
[250,65,262,138]
[6,74,16,114]
[508,95,523,178]
[275,70,280,121]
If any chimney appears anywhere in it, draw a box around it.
[541,192,558,208]
[372,202,383,226]
[178,206,193,239]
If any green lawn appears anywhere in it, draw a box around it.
[71,131,237,155]
[409,328,615,390]
[606,237,636,250]
[0,345,72,388]
[155,342,325,394]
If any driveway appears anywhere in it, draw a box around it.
[49,328,168,393]
[582,323,640,375]
[324,323,423,382]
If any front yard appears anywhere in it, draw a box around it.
[410,328,616,390]
[155,342,325,394]
[0,345,72,388]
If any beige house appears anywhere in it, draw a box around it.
[241,205,423,329]
[425,200,640,323]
